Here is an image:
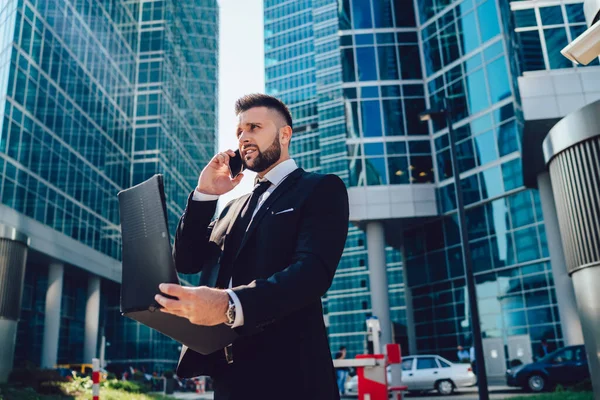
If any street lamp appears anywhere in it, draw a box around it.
[419,98,490,400]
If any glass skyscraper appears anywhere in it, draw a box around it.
[264,0,595,376]
[0,0,217,375]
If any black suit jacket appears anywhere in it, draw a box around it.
[173,169,349,400]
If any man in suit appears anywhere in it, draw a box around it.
[154,93,349,400]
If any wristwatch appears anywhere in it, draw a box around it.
[224,295,236,326]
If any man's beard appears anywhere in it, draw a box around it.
[243,135,281,173]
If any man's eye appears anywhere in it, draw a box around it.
[250,124,258,130]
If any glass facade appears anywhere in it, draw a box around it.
[1,0,218,372]
[264,0,580,365]
[512,1,599,72]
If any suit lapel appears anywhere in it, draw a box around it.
[234,168,304,261]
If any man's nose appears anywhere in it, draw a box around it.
[238,131,251,144]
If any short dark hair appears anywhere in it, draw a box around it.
[234,93,293,129]
[340,346,347,351]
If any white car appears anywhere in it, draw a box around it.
[344,355,475,397]
[401,355,476,395]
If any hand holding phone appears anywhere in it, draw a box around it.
[229,149,244,178]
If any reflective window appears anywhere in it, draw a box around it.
[382,99,404,136]
[356,47,378,81]
[365,157,388,185]
[465,69,489,114]
[486,57,511,103]
[481,166,504,199]
[372,0,394,28]
[565,4,585,23]
[474,130,498,166]
[342,49,356,82]
[477,0,500,42]
[378,46,399,80]
[339,0,352,29]
[351,0,373,29]
[459,11,480,54]
[539,6,563,26]
[361,101,383,137]
[514,9,537,28]
[544,28,571,69]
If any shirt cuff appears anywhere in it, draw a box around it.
[225,289,244,328]
[192,189,220,202]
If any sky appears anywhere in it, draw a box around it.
[216,0,264,209]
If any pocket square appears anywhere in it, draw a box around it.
[272,208,294,215]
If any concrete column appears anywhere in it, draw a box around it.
[0,225,28,382]
[537,172,584,346]
[84,275,100,363]
[401,245,418,356]
[366,221,392,350]
[41,263,64,368]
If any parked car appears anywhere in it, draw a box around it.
[344,355,476,396]
[506,345,590,392]
[401,355,476,395]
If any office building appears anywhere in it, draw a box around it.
[264,0,598,378]
[0,0,218,378]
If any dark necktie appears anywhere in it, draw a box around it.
[218,178,271,286]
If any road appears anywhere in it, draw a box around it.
[169,386,534,400]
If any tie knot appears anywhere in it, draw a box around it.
[253,178,270,194]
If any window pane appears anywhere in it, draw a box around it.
[459,11,480,55]
[373,0,394,28]
[423,35,441,76]
[399,45,422,79]
[474,130,498,166]
[478,0,501,42]
[539,6,563,26]
[388,156,409,184]
[481,166,504,199]
[565,4,585,23]
[378,46,399,80]
[514,227,540,263]
[497,120,520,156]
[514,9,537,28]
[518,31,546,71]
[356,47,378,81]
[361,100,383,137]
[544,28,571,69]
[465,69,489,114]
[365,157,387,185]
[382,99,404,136]
[411,156,434,183]
[404,98,428,135]
[346,101,360,138]
[342,49,356,82]
[351,0,373,29]
[487,57,511,103]
[417,357,438,370]
[394,0,416,27]
[401,358,413,371]
[339,0,352,29]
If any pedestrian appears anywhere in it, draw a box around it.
[456,346,469,363]
[536,339,555,360]
[335,346,350,396]
[154,94,350,400]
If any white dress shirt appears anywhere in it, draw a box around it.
[192,159,299,327]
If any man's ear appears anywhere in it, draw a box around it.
[279,125,293,145]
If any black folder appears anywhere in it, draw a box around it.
[118,174,237,355]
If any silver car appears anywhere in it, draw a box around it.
[402,355,476,395]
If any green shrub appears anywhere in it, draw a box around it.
[103,379,149,394]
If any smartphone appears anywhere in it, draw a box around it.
[229,149,244,178]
